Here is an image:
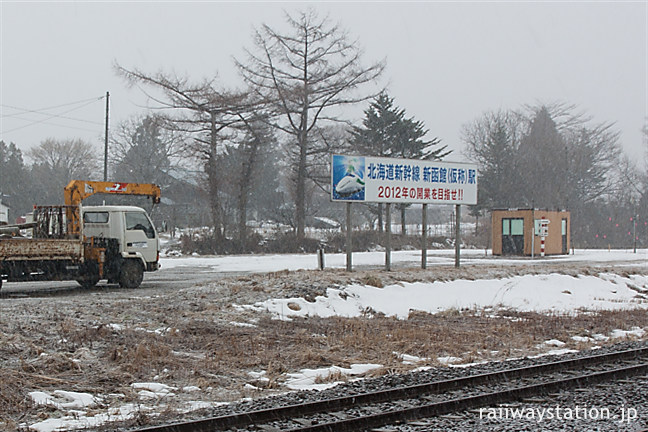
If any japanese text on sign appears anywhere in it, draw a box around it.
[331,155,478,205]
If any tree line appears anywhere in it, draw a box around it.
[1,9,646,251]
[463,104,647,248]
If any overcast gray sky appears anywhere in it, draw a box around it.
[1,1,646,163]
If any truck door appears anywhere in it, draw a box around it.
[124,211,158,265]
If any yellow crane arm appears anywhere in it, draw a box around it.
[64,180,161,236]
[64,180,161,206]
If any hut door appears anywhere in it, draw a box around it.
[502,218,524,255]
[562,219,568,254]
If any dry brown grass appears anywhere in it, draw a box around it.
[360,275,384,288]
[0,371,34,424]
[1,263,647,429]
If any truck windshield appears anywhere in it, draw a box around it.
[125,212,155,239]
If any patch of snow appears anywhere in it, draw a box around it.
[131,382,177,399]
[449,360,490,368]
[244,383,266,391]
[543,339,566,347]
[528,348,579,358]
[248,370,268,380]
[546,348,579,356]
[571,336,593,343]
[284,363,382,391]
[437,356,462,365]
[246,273,648,321]
[230,321,257,328]
[183,401,215,411]
[182,386,201,392]
[27,403,141,432]
[610,327,645,339]
[395,352,429,365]
[29,390,98,410]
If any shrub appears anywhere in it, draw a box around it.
[263,232,323,253]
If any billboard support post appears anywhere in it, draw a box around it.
[455,204,461,268]
[422,204,428,269]
[633,215,637,253]
[385,203,392,271]
[346,202,352,272]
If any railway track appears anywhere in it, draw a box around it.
[132,347,648,432]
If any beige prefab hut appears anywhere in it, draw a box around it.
[492,209,570,256]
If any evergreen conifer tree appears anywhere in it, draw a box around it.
[349,93,450,233]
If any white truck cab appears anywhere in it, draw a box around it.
[83,206,159,267]
[81,205,160,287]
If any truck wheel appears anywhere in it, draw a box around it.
[119,260,143,289]
[77,276,100,289]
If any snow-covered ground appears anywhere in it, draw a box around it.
[240,273,648,320]
[159,247,648,273]
[19,248,648,432]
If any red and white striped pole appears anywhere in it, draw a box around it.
[540,219,547,257]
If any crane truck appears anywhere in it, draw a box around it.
[0,180,161,290]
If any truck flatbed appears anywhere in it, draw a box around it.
[0,238,83,262]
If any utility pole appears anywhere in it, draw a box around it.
[103,91,110,181]
[346,202,353,272]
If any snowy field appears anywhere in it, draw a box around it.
[160,248,648,319]
[18,248,648,432]
[160,247,648,273]
[241,272,648,320]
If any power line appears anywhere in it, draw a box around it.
[4,111,104,126]
[3,116,102,134]
[0,96,105,135]
[0,95,105,117]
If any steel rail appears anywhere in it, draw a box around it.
[281,362,648,431]
[132,347,648,432]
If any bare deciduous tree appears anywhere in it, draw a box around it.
[27,138,100,205]
[115,65,258,240]
[235,9,385,241]
[222,116,279,247]
[111,114,187,187]
[28,138,99,180]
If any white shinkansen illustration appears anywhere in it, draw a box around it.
[335,173,365,197]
